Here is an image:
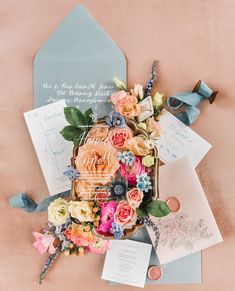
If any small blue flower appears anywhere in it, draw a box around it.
[105,110,126,128]
[117,151,135,166]
[136,172,152,193]
[110,222,124,239]
[63,166,80,181]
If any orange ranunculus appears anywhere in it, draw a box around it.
[75,141,120,185]
[126,136,151,156]
[65,223,94,247]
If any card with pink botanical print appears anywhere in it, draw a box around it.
[146,156,223,264]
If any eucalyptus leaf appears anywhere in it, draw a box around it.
[84,108,94,126]
[136,208,148,218]
[64,107,85,128]
[146,200,170,217]
[60,126,83,141]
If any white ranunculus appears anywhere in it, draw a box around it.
[68,201,94,222]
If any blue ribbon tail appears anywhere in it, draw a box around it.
[176,105,200,126]
[9,191,70,212]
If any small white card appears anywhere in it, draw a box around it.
[155,109,212,167]
[146,157,223,264]
[102,240,152,288]
[24,100,73,195]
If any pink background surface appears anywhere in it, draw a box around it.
[0,0,234,290]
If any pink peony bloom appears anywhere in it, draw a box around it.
[98,201,118,233]
[88,236,110,254]
[119,157,145,185]
[114,201,137,229]
[32,231,56,255]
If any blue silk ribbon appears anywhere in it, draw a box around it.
[9,191,70,212]
[167,80,218,125]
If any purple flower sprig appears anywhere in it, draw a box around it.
[110,222,124,239]
[105,110,126,128]
[63,166,80,181]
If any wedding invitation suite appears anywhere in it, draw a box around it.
[24,100,73,195]
[102,240,152,288]
[155,109,212,167]
[146,157,222,264]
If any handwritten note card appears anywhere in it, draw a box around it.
[102,240,152,288]
[155,109,212,167]
[24,100,73,196]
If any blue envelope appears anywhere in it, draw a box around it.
[34,5,126,118]
[33,5,201,284]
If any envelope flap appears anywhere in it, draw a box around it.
[35,5,124,62]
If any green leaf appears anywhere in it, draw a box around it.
[73,130,88,146]
[136,208,148,217]
[84,108,94,126]
[64,107,85,128]
[60,126,83,141]
[146,200,170,217]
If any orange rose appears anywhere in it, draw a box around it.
[108,127,133,150]
[75,141,120,185]
[114,201,137,229]
[126,136,151,156]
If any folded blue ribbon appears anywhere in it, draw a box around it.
[167,80,218,125]
[9,191,70,212]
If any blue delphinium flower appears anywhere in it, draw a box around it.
[136,172,152,193]
[110,222,124,239]
[117,151,135,166]
[63,166,80,181]
[105,110,126,128]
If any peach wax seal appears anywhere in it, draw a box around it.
[166,196,181,212]
[147,265,163,280]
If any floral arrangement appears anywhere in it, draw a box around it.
[33,61,174,283]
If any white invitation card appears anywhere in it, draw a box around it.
[102,240,152,288]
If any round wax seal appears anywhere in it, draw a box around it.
[166,196,181,212]
[147,265,163,281]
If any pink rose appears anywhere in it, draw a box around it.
[114,201,137,229]
[88,236,110,254]
[126,188,144,208]
[110,90,127,105]
[108,127,133,149]
[119,157,145,185]
[98,201,118,233]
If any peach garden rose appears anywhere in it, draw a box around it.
[110,90,140,118]
[126,136,151,156]
[126,188,144,208]
[75,141,120,185]
[114,200,137,229]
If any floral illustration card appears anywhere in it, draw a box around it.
[146,157,222,264]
